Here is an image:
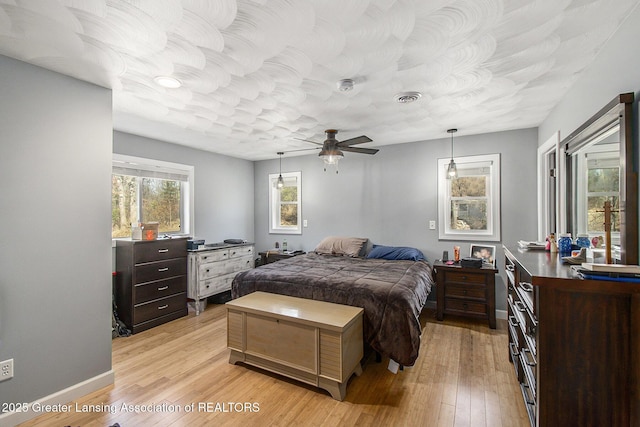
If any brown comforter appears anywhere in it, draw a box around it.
[231,253,434,366]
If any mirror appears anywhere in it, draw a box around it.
[563,93,637,264]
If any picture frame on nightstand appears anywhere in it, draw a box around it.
[470,244,496,267]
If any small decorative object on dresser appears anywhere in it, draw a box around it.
[433,259,497,328]
[470,244,496,267]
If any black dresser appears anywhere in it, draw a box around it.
[115,237,188,334]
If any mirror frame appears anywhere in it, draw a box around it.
[562,93,637,264]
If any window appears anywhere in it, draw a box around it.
[269,171,301,234]
[112,154,194,238]
[438,154,501,241]
[575,147,620,238]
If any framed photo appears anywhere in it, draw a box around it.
[470,244,496,267]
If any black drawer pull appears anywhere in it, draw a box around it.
[158,267,169,272]
[158,304,169,310]
[158,249,169,253]
[515,301,528,313]
[157,286,169,291]
[232,251,237,255]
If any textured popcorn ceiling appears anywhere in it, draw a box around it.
[0,0,638,160]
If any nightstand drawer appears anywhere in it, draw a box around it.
[444,282,486,299]
[445,271,487,285]
[445,298,487,316]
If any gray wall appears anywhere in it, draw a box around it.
[0,56,113,404]
[254,128,539,310]
[538,4,640,254]
[113,131,255,243]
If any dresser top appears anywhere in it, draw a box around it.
[188,241,254,252]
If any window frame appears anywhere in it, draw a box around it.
[112,154,194,240]
[575,144,620,241]
[269,171,302,235]
[438,153,501,241]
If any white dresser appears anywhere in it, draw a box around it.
[187,242,254,314]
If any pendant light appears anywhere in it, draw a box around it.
[446,128,458,179]
[276,152,284,189]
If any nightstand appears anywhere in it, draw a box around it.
[259,250,305,265]
[433,260,497,328]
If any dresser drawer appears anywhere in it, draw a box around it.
[229,245,254,259]
[445,271,487,285]
[135,276,186,304]
[197,250,229,263]
[445,298,487,316]
[135,257,186,284]
[444,282,486,300]
[134,293,186,324]
[134,239,187,264]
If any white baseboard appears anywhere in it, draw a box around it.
[0,370,114,427]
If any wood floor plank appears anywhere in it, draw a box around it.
[16,306,529,427]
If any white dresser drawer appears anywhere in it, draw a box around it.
[197,250,229,263]
[229,245,254,259]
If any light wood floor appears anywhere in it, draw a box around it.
[19,303,529,427]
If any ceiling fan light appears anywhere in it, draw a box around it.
[319,147,344,165]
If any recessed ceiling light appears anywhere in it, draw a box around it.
[394,91,422,103]
[153,76,182,89]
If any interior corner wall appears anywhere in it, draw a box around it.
[112,131,255,244]
[0,55,113,410]
[253,127,539,311]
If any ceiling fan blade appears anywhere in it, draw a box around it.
[294,137,323,146]
[341,146,379,155]
[336,135,372,147]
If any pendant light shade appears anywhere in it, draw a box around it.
[276,152,284,189]
[446,128,458,179]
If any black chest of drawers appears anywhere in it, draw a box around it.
[115,238,188,334]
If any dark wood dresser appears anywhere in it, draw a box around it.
[115,238,188,334]
[504,245,640,427]
[433,260,497,328]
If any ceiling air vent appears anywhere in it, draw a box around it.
[394,91,422,103]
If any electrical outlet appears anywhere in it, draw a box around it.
[303,219,308,227]
[429,220,436,230]
[1,359,13,381]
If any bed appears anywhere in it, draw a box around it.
[231,237,434,367]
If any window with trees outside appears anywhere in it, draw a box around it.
[576,148,620,240]
[269,171,302,234]
[438,154,501,241]
[112,154,194,239]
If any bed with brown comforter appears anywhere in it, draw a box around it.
[231,252,434,366]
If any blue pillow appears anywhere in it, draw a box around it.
[366,245,426,261]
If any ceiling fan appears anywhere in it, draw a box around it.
[296,129,379,173]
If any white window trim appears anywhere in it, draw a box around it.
[269,171,302,235]
[438,153,501,241]
[112,154,195,240]
[537,131,560,241]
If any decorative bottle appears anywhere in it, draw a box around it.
[576,234,590,249]
[558,233,572,255]
[282,239,287,252]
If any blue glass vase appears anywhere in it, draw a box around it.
[576,234,590,249]
[558,233,572,255]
